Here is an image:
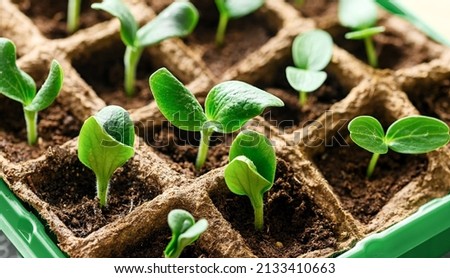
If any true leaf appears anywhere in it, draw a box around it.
[25,60,63,112]
[292,29,333,70]
[94,105,135,147]
[348,116,388,154]
[0,38,36,105]
[215,0,265,19]
[149,68,207,131]
[285,67,327,93]
[205,81,284,133]
[338,0,378,30]
[386,116,450,154]
[137,1,199,47]
[92,0,138,46]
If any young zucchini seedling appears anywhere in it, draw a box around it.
[164,209,208,258]
[286,29,333,107]
[149,67,283,170]
[67,0,82,34]
[0,38,63,145]
[78,105,135,207]
[224,130,276,231]
[338,0,385,68]
[348,115,450,178]
[215,0,265,46]
[92,0,199,96]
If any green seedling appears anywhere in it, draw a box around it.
[286,29,333,107]
[0,38,63,145]
[149,67,283,170]
[224,130,276,231]
[294,0,304,7]
[92,0,199,96]
[67,0,82,33]
[164,209,208,258]
[215,0,265,46]
[78,105,135,207]
[348,115,450,178]
[338,0,385,67]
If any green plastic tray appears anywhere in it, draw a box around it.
[0,180,65,258]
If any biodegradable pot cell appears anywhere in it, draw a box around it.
[1,0,450,257]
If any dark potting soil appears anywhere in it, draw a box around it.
[183,9,276,77]
[118,226,208,258]
[314,143,428,224]
[287,0,338,19]
[72,43,155,110]
[407,79,450,126]
[12,0,110,39]
[28,147,161,238]
[142,123,233,178]
[0,96,82,163]
[263,73,347,131]
[211,159,338,258]
[330,25,434,70]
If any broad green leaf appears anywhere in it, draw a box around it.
[205,81,284,133]
[345,26,385,40]
[92,0,138,46]
[292,29,333,70]
[386,115,450,154]
[94,105,135,147]
[177,219,208,251]
[149,68,207,131]
[348,116,388,154]
[167,209,195,237]
[0,38,36,105]
[137,1,199,47]
[339,0,378,30]
[286,67,327,93]
[224,156,272,204]
[25,60,63,112]
[215,0,265,19]
[229,130,277,183]
[78,116,135,185]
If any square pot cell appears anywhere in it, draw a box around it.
[11,0,110,39]
[210,159,340,258]
[261,69,347,133]
[312,110,428,224]
[326,17,440,70]
[23,146,162,238]
[72,39,159,110]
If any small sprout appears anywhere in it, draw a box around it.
[348,115,450,178]
[149,67,283,170]
[92,0,199,96]
[286,29,333,107]
[67,0,82,34]
[164,209,208,258]
[0,38,63,145]
[338,0,385,67]
[78,105,135,207]
[215,0,265,46]
[224,130,276,231]
[294,0,305,7]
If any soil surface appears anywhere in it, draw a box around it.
[183,4,276,77]
[407,79,450,125]
[263,72,347,132]
[73,43,154,110]
[211,159,338,258]
[330,25,434,70]
[0,96,82,163]
[119,226,208,258]
[314,142,428,224]
[28,147,161,238]
[12,0,110,39]
[287,0,338,18]
[142,123,234,178]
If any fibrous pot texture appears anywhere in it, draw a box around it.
[1,0,449,257]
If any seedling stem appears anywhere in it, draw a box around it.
[215,13,228,46]
[253,200,264,231]
[97,175,110,207]
[364,36,377,68]
[367,152,380,178]
[124,46,143,96]
[195,127,214,170]
[24,109,38,145]
[67,0,81,34]
[299,91,307,106]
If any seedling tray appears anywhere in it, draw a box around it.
[1,0,450,258]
